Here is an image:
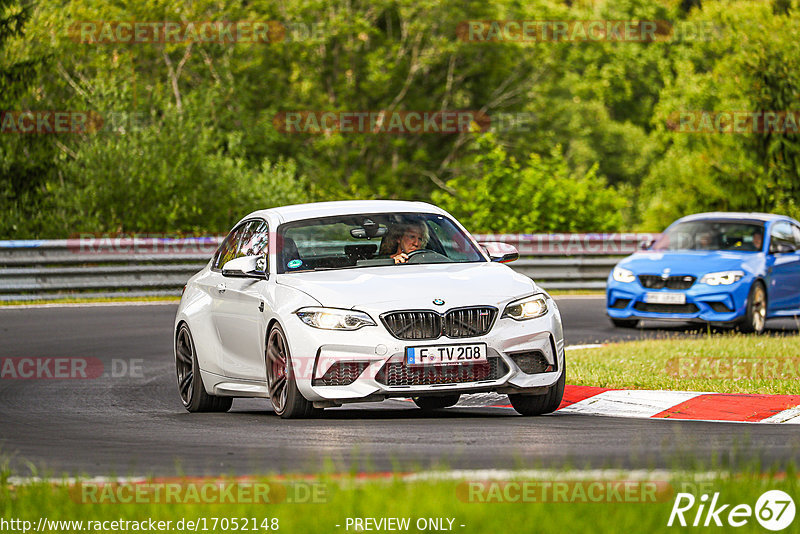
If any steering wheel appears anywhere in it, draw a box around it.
[404,249,431,259]
[404,249,450,264]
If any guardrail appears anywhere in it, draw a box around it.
[0,233,658,301]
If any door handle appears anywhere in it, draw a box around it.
[216,283,226,294]
[259,301,265,312]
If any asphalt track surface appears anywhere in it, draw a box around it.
[1,298,798,477]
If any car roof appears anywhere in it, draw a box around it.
[238,200,447,225]
[674,212,793,224]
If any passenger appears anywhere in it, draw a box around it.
[379,222,429,264]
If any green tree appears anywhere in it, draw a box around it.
[432,133,626,233]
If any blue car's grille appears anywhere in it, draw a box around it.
[638,274,696,290]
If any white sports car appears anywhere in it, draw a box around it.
[174,200,565,418]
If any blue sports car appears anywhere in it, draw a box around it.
[607,212,800,333]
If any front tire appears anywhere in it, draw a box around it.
[175,324,232,413]
[266,324,320,419]
[508,359,566,416]
[738,281,767,334]
[412,394,460,410]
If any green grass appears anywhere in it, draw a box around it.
[0,296,180,306]
[568,333,800,395]
[2,466,797,534]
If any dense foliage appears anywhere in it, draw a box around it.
[1,0,798,237]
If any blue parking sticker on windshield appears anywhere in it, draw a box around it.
[287,259,303,269]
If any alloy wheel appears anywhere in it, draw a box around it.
[266,328,289,413]
[175,326,195,406]
[751,284,767,333]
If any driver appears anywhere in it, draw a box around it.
[379,221,429,264]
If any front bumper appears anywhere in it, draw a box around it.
[281,302,565,403]
[606,275,752,323]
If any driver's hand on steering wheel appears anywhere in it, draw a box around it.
[392,252,409,264]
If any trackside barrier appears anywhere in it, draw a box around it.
[0,234,658,300]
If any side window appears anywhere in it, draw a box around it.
[212,220,269,270]
[769,222,795,253]
[213,223,248,270]
[793,225,800,248]
[239,220,269,257]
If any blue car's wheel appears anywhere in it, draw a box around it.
[739,281,767,334]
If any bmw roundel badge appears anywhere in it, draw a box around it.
[433,298,445,306]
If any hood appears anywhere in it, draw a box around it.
[618,250,762,276]
[276,262,536,311]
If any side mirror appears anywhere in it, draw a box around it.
[641,239,655,250]
[479,242,520,263]
[222,255,267,279]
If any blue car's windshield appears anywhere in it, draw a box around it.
[651,220,765,252]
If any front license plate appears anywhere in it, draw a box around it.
[645,292,686,305]
[406,343,488,366]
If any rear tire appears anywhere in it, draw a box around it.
[266,324,321,419]
[738,281,767,334]
[175,324,232,413]
[508,359,565,416]
[611,318,639,328]
[412,394,460,410]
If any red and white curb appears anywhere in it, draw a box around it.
[462,387,800,424]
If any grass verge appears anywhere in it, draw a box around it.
[568,333,800,395]
[2,466,797,534]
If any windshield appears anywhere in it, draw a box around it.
[651,220,765,252]
[276,212,485,273]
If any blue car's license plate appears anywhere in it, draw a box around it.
[645,292,686,305]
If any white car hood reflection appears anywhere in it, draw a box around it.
[275,262,536,310]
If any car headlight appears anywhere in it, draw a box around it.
[612,266,636,283]
[699,271,745,286]
[502,294,548,321]
[295,307,376,330]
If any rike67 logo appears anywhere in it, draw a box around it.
[668,490,795,530]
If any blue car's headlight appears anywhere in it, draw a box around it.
[612,267,636,283]
[699,271,745,286]
[295,307,376,330]
[502,294,548,321]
